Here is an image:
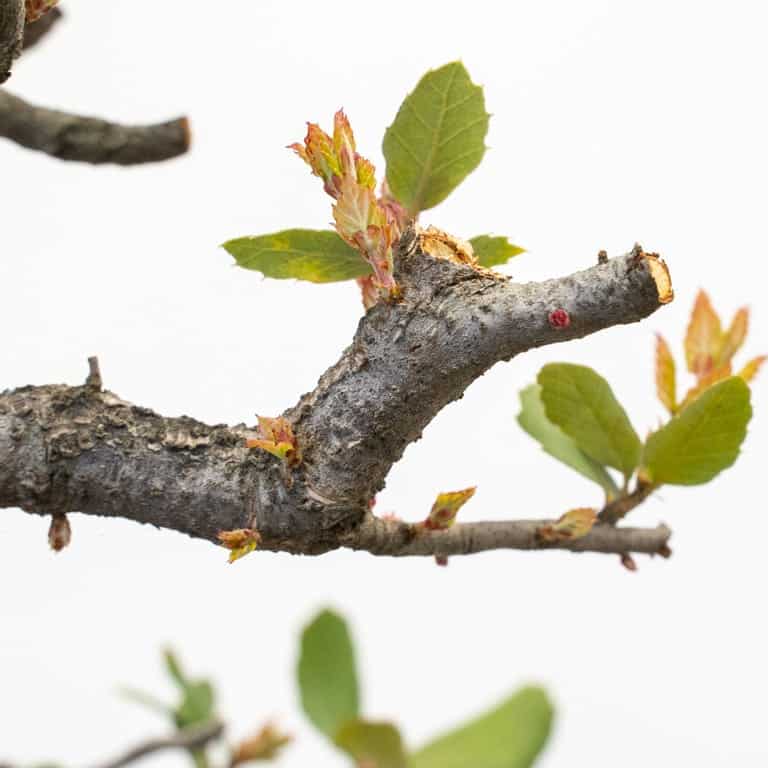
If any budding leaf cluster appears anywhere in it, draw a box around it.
[223,62,524,307]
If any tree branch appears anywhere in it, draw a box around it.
[0,0,24,83]
[344,516,672,558]
[0,89,191,164]
[91,721,224,768]
[22,5,61,50]
[0,236,673,559]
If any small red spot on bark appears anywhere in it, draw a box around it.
[548,308,570,329]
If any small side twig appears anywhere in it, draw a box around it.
[0,90,191,164]
[599,482,656,525]
[86,356,102,391]
[91,721,224,768]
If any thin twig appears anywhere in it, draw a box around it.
[344,516,672,558]
[86,356,102,391]
[0,89,191,164]
[599,482,656,524]
[90,721,224,768]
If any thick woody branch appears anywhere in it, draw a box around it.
[0,0,24,83]
[344,516,672,558]
[0,89,190,164]
[0,239,673,559]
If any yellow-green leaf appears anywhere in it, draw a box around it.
[655,334,677,414]
[335,720,408,768]
[642,377,752,485]
[470,236,525,268]
[222,229,370,283]
[537,364,642,479]
[383,62,489,216]
[298,610,360,738]
[537,508,597,543]
[517,385,619,498]
[424,487,476,530]
[738,355,766,383]
[685,290,722,378]
[411,687,553,768]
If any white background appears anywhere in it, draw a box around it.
[2,1,767,765]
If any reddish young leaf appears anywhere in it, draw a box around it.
[25,0,59,23]
[231,723,291,765]
[217,528,261,563]
[717,307,749,367]
[246,416,301,465]
[290,110,400,302]
[655,334,677,414]
[684,290,722,378]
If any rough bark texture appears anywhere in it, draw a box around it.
[0,89,190,164]
[0,0,24,83]
[0,235,673,559]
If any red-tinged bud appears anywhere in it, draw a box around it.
[620,553,637,571]
[48,513,71,552]
[548,308,570,329]
[26,0,59,23]
[435,555,449,567]
[231,723,291,765]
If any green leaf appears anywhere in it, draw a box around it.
[222,229,370,283]
[470,236,525,268]
[538,364,642,478]
[298,609,360,738]
[383,62,489,216]
[175,680,215,729]
[517,385,619,498]
[164,649,188,689]
[335,720,409,768]
[411,687,553,768]
[642,376,752,485]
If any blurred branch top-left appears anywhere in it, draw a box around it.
[0,1,191,164]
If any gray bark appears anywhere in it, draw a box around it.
[0,0,24,83]
[0,235,673,559]
[0,90,190,164]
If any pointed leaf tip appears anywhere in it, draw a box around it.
[424,487,476,530]
[685,290,722,378]
[470,235,525,268]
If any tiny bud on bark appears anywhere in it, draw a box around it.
[620,553,637,571]
[48,513,71,552]
[548,308,570,329]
